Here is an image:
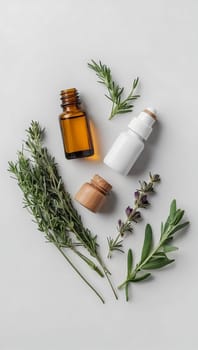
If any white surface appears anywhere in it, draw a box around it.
[1,1,198,349]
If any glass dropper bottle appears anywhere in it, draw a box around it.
[59,88,94,159]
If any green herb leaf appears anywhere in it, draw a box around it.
[131,273,151,282]
[118,200,189,301]
[173,210,185,225]
[8,121,119,303]
[168,221,189,236]
[163,245,178,253]
[141,224,153,262]
[170,199,177,221]
[127,249,133,278]
[142,258,174,270]
[151,252,167,259]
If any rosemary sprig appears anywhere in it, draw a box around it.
[88,59,140,120]
[118,199,189,301]
[107,173,160,258]
[8,121,117,301]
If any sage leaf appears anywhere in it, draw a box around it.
[163,245,178,253]
[170,199,176,220]
[126,249,133,302]
[127,249,133,278]
[131,273,151,282]
[152,252,166,259]
[141,224,153,262]
[118,199,189,301]
[173,210,184,225]
[168,221,189,236]
[142,258,174,270]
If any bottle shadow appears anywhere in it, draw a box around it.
[87,119,102,161]
[81,99,102,162]
[99,191,118,215]
[128,120,162,177]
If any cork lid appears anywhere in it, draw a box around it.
[91,174,112,194]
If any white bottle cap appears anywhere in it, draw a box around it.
[128,107,157,140]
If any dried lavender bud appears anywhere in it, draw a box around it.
[145,182,154,192]
[125,206,133,217]
[135,194,150,209]
[149,173,160,183]
[141,195,149,207]
[139,181,153,193]
[134,191,140,199]
[107,172,161,258]
[120,231,125,237]
[132,211,141,222]
[118,219,123,228]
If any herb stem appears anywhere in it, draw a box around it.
[109,102,115,120]
[118,232,171,289]
[95,254,118,299]
[108,173,160,258]
[72,226,118,299]
[104,269,118,300]
[109,205,139,258]
[88,60,140,120]
[8,121,109,303]
[118,244,163,290]
[71,247,104,278]
[118,200,189,299]
[55,243,105,304]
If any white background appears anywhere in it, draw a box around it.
[1,1,198,349]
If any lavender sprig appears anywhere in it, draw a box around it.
[107,173,160,258]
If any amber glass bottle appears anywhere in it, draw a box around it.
[59,88,94,159]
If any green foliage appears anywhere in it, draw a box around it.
[107,173,160,258]
[118,200,189,301]
[107,237,124,258]
[88,59,140,120]
[140,224,153,262]
[8,121,118,302]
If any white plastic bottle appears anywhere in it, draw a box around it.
[103,108,157,175]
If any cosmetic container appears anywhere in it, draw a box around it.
[75,175,112,213]
[104,108,157,175]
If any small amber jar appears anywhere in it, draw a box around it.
[59,88,94,159]
[75,175,112,213]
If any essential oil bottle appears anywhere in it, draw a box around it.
[59,88,94,159]
[104,107,157,175]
